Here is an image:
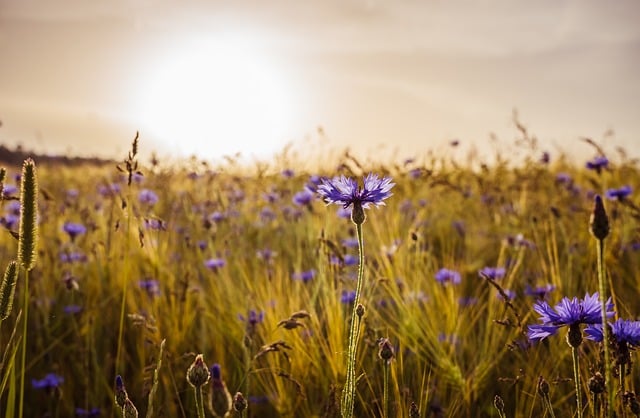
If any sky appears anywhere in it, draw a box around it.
[0,0,639,165]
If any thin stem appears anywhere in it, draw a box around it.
[543,394,557,418]
[194,386,205,418]
[341,222,365,418]
[18,269,29,418]
[382,361,389,418]
[593,393,600,418]
[572,346,584,418]
[596,238,613,418]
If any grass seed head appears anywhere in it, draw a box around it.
[18,158,38,271]
[0,261,18,321]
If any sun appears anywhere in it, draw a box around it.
[132,34,295,161]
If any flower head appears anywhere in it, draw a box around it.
[605,185,632,201]
[585,319,640,347]
[586,156,609,171]
[478,266,506,280]
[138,189,159,206]
[32,373,64,390]
[435,268,461,285]
[527,292,614,343]
[63,222,87,241]
[317,173,394,210]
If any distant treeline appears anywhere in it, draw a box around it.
[0,144,114,168]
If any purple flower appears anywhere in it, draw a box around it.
[336,206,352,219]
[256,248,277,262]
[144,218,166,230]
[527,292,614,343]
[281,168,295,178]
[59,251,88,263]
[341,237,359,248]
[341,290,356,304]
[210,363,223,380]
[586,156,609,171]
[2,184,17,197]
[238,310,264,325]
[292,269,316,283]
[497,289,516,301]
[64,305,83,315]
[293,188,315,206]
[586,319,640,347]
[317,173,394,209]
[138,279,160,297]
[524,284,556,300]
[205,258,226,270]
[556,173,572,184]
[32,373,64,390]
[605,185,632,201]
[478,266,506,280]
[434,268,461,285]
[63,222,87,240]
[138,189,159,205]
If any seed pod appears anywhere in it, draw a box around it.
[0,261,18,320]
[18,158,38,271]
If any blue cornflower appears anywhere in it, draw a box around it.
[292,188,315,206]
[64,305,83,315]
[238,310,265,327]
[524,284,556,300]
[32,373,64,390]
[527,292,614,343]
[138,189,159,205]
[341,290,356,304]
[478,266,506,280]
[292,269,316,283]
[605,185,632,201]
[205,258,226,271]
[75,407,101,417]
[585,319,640,348]
[63,222,87,240]
[586,156,609,171]
[317,173,394,210]
[138,279,160,297]
[434,268,461,285]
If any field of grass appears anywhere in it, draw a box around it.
[1,137,639,417]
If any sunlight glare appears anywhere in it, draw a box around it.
[133,34,294,161]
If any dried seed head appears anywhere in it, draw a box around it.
[0,261,19,321]
[588,372,605,394]
[377,338,395,362]
[590,195,609,240]
[18,158,38,271]
[409,401,420,418]
[537,376,550,397]
[493,395,505,414]
[122,398,139,418]
[233,392,248,412]
[186,354,210,388]
[114,375,128,408]
[356,303,365,318]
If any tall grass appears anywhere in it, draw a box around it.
[0,135,639,417]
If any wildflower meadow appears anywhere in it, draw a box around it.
[1,135,640,418]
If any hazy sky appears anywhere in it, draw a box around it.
[1,0,639,164]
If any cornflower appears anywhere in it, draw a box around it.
[316,173,394,418]
[528,292,614,343]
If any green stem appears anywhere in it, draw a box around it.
[18,269,29,418]
[596,238,613,418]
[341,222,365,418]
[194,386,205,418]
[543,394,557,418]
[572,346,584,418]
[593,394,600,418]
[382,361,389,418]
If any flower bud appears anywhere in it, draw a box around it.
[186,354,211,388]
[590,195,609,240]
[233,392,248,412]
[377,338,395,362]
